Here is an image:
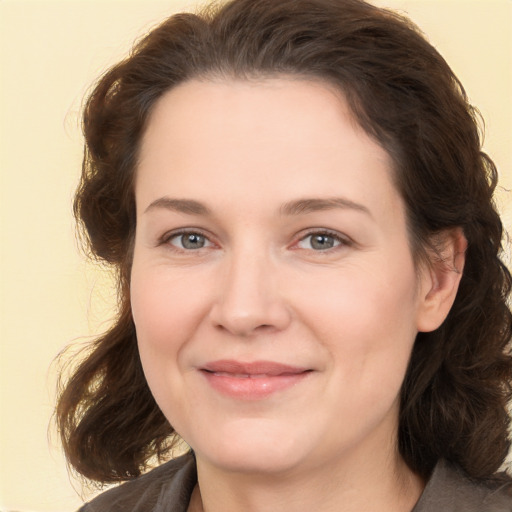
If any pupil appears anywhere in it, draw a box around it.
[182,234,204,249]
[312,235,334,250]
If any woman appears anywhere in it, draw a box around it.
[57,0,512,510]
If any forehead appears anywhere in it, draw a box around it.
[136,77,401,221]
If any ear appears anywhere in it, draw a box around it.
[416,228,467,333]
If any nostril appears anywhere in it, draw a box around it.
[209,288,292,336]
[256,324,275,332]
[213,322,275,335]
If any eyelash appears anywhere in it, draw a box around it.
[293,229,352,252]
[159,229,214,251]
[158,228,352,253]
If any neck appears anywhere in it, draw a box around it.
[188,445,424,512]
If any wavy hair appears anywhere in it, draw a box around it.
[56,0,512,484]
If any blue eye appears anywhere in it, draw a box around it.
[169,232,210,250]
[298,232,343,251]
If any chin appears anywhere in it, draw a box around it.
[190,420,311,475]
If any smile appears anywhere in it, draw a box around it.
[200,360,312,400]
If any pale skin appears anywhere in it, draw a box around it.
[130,78,466,512]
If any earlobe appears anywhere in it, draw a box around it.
[416,228,467,333]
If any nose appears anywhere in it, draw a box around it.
[209,249,292,337]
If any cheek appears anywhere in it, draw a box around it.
[129,265,206,417]
[130,264,209,352]
[293,259,420,379]
[131,275,177,352]
[129,264,212,413]
[298,261,418,333]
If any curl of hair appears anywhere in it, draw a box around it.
[57,0,512,484]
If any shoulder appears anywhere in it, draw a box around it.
[414,459,512,512]
[78,452,197,512]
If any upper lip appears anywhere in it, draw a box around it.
[201,360,310,376]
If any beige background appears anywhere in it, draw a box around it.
[0,1,510,511]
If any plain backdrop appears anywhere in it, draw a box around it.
[0,1,510,511]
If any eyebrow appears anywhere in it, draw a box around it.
[280,197,372,217]
[144,196,371,218]
[144,197,212,215]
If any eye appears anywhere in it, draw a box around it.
[296,231,346,251]
[167,231,212,250]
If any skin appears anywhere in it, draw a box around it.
[130,78,465,512]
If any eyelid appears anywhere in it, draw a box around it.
[158,227,216,250]
[156,226,352,252]
[291,228,353,250]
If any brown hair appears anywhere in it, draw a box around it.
[57,0,512,484]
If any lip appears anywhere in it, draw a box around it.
[200,360,312,400]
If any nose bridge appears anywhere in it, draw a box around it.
[211,239,290,336]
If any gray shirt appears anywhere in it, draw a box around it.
[80,453,511,511]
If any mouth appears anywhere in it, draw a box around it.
[199,360,312,399]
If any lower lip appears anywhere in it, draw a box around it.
[201,371,310,400]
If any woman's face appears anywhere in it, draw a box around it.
[131,78,434,476]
